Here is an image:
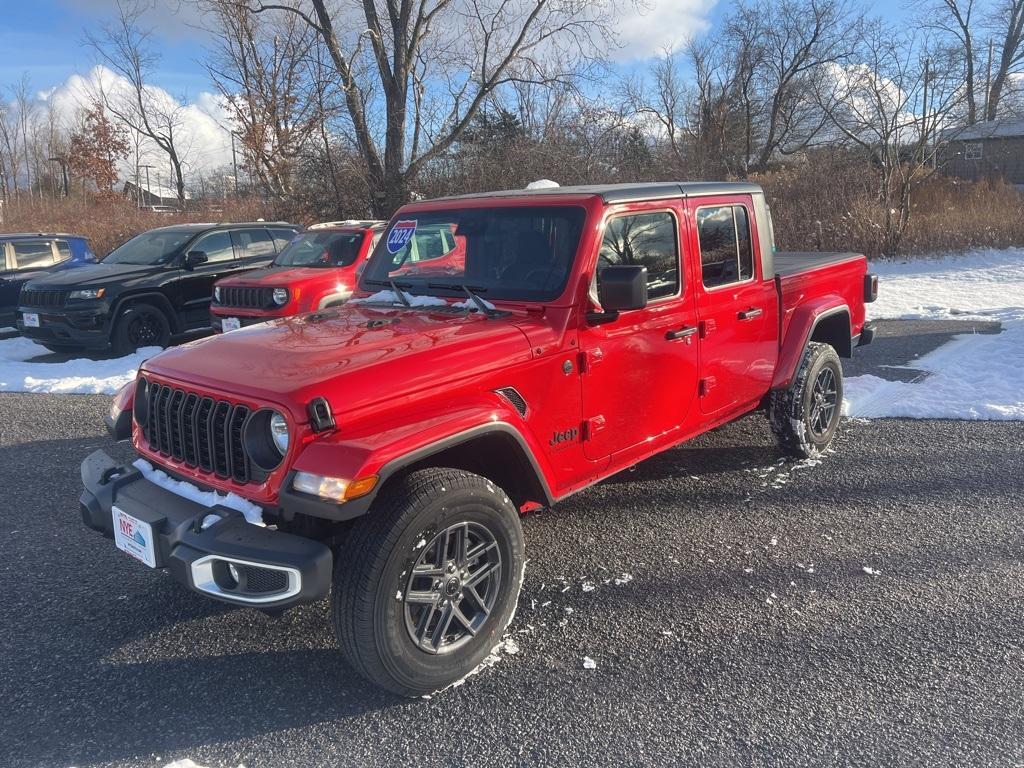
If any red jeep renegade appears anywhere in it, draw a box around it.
[209,220,384,332]
[85,182,876,696]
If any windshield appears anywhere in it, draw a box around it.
[103,230,194,265]
[361,206,586,302]
[273,231,365,267]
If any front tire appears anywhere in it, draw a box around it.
[111,302,170,354]
[332,468,525,697]
[769,342,843,459]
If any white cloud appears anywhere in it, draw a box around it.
[34,65,233,181]
[610,0,718,61]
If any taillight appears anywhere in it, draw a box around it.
[864,274,878,303]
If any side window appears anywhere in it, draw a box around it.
[54,241,72,263]
[697,205,754,288]
[234,228,276,259]
[271,228,297,252]
[192,231,235,263]
[598,212,679,300]
[13,241,55,269]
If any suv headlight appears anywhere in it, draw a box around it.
[272,287,289,306]
[243,409,290,471]
[213,286,221,303]
[69,288,105,300]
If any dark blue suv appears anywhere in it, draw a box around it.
[1,234,95,328]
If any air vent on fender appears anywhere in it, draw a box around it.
[495,387,528,418]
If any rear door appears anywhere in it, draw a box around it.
[233,227,278,269]
[578,202,700,460]
[688,197,778,415]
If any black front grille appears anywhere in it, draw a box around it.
[240,565,288,594]
[143,381,252,483]
[20,288,68,308]
[219,286,272,309]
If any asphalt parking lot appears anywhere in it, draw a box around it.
[1,320,1022,768]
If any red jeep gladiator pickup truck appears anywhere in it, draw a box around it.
[209,220,384,332]
[82,182,876,696]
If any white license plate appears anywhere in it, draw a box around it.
[112,506,157,568]
[23,312,39,328]
[222,317,241,332]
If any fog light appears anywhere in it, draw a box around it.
[228,562,241,585]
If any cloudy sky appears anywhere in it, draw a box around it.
[1,0,909,176]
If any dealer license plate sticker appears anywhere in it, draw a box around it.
[112,506,157,568]
[223,317,241,332]
[23,312,39,328]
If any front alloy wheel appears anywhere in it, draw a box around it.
[332,468,525,697]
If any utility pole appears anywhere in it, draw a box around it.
[984,39,994,121]
[139,164,153,208]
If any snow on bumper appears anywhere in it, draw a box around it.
[79,450,332,609]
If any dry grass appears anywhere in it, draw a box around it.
[0,196,287,256]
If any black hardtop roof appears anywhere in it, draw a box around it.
[433,181,764,205]
[0,232,89,240]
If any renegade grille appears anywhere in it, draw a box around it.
[142,381,255,484]
[20,288,67,308]
[219,286,273,309]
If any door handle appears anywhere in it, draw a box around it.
[738,307,763,320]
[666,326,698,340]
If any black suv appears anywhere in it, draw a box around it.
[17,222,299,354]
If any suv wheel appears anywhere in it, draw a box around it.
[111,303,170,354]
[332,468,525,697]
[769,341,843,459]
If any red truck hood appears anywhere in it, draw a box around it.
[142,304,537,417]
[217,265,355,288]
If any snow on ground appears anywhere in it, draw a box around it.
[0,336,159,394]
[844,248,1024,420]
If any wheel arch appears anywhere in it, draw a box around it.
[772,302,850,390]
[111,291,180,335]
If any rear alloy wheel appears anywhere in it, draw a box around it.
[769,341,844,459]
[332,468,525,697]
[111,303,170,354]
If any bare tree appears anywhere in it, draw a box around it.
[916,0,980,124]
[235,0,613,216]
[817,22,966,253]
[86,0,191,204]
[985,0,1024,119]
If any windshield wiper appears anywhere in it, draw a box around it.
[388,279,411,307]
[361,277,416,307]
[427,282,496,317]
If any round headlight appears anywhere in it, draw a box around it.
[243,409,290,471]
[270,411,289,454]
[133,378,149,427]
[214,286,221,303]
[272,287,288,306]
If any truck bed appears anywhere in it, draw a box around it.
[774,251,862,277]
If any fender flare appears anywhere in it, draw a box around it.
[280,422,555,522]
[772,302,850,390]
[111,291,180,335]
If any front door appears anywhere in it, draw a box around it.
[172,230,240,328]
[579,204,700,460]
[689,198,778,415]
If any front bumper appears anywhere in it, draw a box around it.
[80,449,332,610]
[17,307,109,349]
[209,313,277,333]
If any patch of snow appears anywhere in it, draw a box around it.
[526,179,560,189]
[0,337,160,394]
[613,573,633,585]
[582,656,597,669]
[581,581,596,592]
[452,297,497,311]
[846,249,1024,420]
[863,566,882,576]
[352,289,448,308]
[133,458,264,526]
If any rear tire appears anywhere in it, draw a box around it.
[769,342,843,459]
[332,468,525,697]
[111,302,170,354]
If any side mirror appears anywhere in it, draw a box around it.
[588,265,648,324]
[184,250,209,269]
